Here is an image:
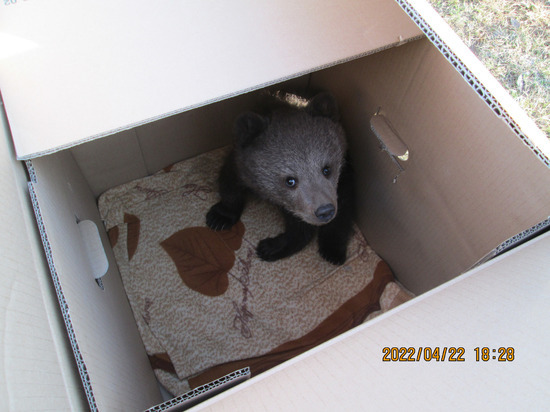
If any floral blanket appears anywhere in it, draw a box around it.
[98,147,412,396]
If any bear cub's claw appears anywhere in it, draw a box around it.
[206,202,239,231]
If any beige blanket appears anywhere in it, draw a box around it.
[98,146,412,396]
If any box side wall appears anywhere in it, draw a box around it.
[310,38,550,293]
[67,37,550,296]
[70,77,309,197]
[0,104,87,410]
[29,150,163,410]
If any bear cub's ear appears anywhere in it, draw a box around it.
[234,111,269,147]
[306,92,340,121]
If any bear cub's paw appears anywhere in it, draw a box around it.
[206,202,240,231]
[318,240,347,266]
[256,235,289,262]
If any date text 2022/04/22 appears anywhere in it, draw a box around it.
[382,347,515,362]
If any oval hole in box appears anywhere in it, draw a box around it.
[370,113,409,161]
[77,219,109,287]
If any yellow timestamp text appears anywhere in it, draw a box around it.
[382,347,516,362]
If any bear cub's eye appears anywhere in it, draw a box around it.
[322,166,331,177]
[285,177,297,188]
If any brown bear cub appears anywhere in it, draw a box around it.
[206,91,354,265]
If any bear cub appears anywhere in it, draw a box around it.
[206,91,354,265]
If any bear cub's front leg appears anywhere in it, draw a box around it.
[256,210,316,261]
[206,153,245,231]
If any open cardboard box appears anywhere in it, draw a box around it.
[1,0,549,410]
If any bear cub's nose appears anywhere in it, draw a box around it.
[315,204,336,222]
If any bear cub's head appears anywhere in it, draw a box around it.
[234,92,347,226]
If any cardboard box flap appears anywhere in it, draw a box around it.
[195,232,550,410]
[0,0,422,160]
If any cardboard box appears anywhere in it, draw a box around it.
[1,0,549,410]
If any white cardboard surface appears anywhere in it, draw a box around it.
[0,0,421,160]
[195,232,550,411]
[0,104,86,410]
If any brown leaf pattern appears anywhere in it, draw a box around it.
[160,222,245,297]
[148,353,176,374]
[107,226,119,248]
[124,213,140,261]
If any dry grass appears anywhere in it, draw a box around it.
[427,0,550,137]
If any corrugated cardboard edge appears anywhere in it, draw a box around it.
[26,160,99,412]
[395,0,550,263]
[146,368,251,412]
[495,217,550,254]
[475,217,550,266]
[399,0,550,168]
[1,100,87,411]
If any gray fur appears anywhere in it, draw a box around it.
[235,99,347,225]
[206,91,353,264]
